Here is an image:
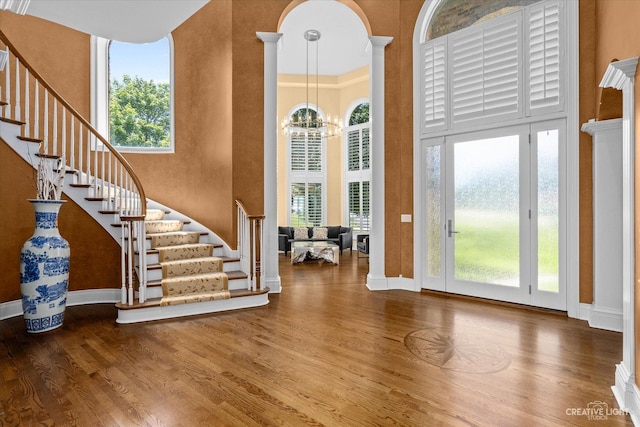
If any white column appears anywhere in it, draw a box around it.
[600,56,639,420]
[366,36,393,291]
[581,119,623,332]
[257,32,283,294]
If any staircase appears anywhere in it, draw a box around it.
[115,204,269,324]
[0,29,268,323]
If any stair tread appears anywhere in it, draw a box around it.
[147,256,238,270]
[17,135,43,143]
[115,287,269,310]
[146,230,201,237]
[146,270,247,286]
[0,116,25,126]
[162,271,227,283]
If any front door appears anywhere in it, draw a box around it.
[423,121,566,310]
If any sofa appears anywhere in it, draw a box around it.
[278,225,353,255]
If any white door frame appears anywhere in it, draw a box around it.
[412,0,579,317]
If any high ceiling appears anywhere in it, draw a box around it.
[278,0,370,76]
[23,0,369,76]
[26,0,209,43]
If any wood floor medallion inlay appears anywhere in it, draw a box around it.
[404,328,512,374]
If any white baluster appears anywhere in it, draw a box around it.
[78,123,84,185]
[14,58,19,120]
[52,99,57,155]
[69,118,74,172]
[33,82,39,139]
[127,221,134,305]
[86,129,92,188]
[61,108,66,163]
[121,222,127,304]
[138,219,146,304]
[101,143,105,200]
[43,90,48,154]
[4,47,10,119]
[23,68,28,137]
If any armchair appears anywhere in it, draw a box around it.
[357,234,369,258]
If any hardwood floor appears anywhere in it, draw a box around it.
[0,251,632,426]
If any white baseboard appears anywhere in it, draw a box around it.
[578,302,623,332]
[0,299,23,321]
[589,305,623,332]
[612,362,639,424]
[0,288,120,321]
[265,276,282,294]
[387,276,418,292]
[578,302,591,321]
[366,273,388,291]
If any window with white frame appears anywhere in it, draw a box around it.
[421,0,564,135]
[344,102,370,233]
[91,36,175,153]
[288,107,326,226]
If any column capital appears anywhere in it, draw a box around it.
[600,57,638,90]
[256,32,283,44]
[369,36,393,48]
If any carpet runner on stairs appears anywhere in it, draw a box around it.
[144,209,230,306]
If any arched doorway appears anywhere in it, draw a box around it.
[258,0,392,292]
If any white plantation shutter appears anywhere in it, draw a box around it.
[307,183,322,226]
[422,39,446,132]
[362,128,370,170]
[527,0,562,114]
[290,134,306,171]
[347,130,360,171]
[450,12,521,126]
[307,132,322,171]
[421,0,565,134]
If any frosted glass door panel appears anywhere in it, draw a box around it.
[453,135,520,287]
[426,145,442,279]
[537,129,559,293]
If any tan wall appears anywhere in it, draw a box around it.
[277,67,369,227]
[0,12,120,303]
[6,0,600,306]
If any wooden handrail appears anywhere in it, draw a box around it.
[235,199,265,221]
[0,28,146,217]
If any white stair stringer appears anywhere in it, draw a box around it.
[1,117,268,324]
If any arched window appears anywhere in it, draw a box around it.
[344,101,370,233]
[91,35,174,153]
[287,106,326,226]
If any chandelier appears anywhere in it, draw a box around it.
[281,29,343,138]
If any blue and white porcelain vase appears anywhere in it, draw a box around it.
[20,199,70,333]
